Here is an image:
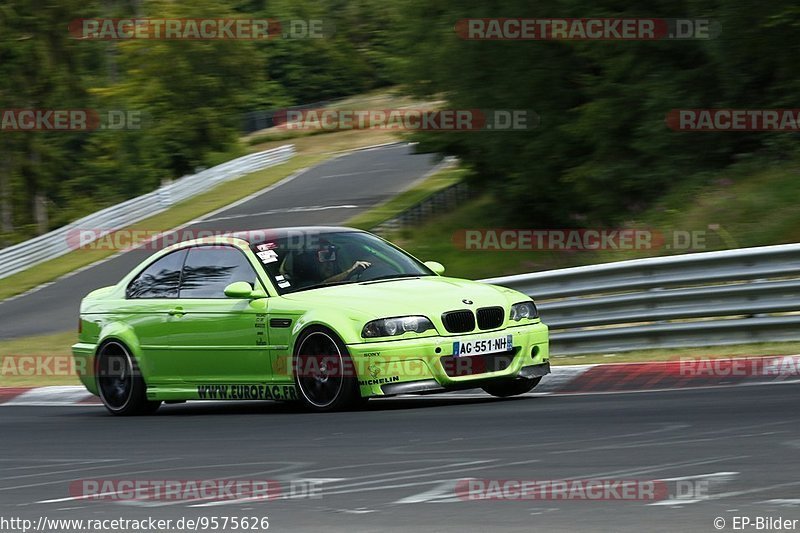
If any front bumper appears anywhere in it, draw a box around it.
[347,321,549,397]
[379,362,551,396]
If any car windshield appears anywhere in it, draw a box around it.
[249,230,434,294]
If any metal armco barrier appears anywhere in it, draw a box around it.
[480,243,800,355]
[0,145,295,280]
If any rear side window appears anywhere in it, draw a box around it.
[179,246,258,299]
[126,249,187,299]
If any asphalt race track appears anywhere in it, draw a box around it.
[2,384,799,532]
[0,143,437,339]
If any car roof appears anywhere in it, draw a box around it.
[246,226,364,239]
[158,226,367,252]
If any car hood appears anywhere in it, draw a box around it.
[280,275,520,320]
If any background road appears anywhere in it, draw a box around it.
[0,143,437,339]
[1,384,799,532]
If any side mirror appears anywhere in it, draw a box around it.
[424,261,445,275]
[250,286,267,299]
[224,281,256,299]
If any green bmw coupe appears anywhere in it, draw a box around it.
[72,227,550,415]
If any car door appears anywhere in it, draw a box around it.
[162,245,271,384]
[122,248,188,385]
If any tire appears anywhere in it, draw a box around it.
[96,341,161,416]
[293,327,362,412]
[481,377,541,398]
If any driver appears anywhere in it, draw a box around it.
[317,243,371,283]
[289,244,371,287]
[320,259,372,283]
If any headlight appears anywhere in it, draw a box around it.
[362,316,434,338]
[509,301,538,321]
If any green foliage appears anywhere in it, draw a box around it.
[395,0,800,225]
[255,0,398,103]
[0,0,396,243]
[2,0,798,246]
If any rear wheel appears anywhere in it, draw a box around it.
[96,341,161,416]
[481,377,541,398]
[294,327,361,412]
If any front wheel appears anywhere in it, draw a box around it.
[481,377,541,398]
[293,327,362,412]
[96,341,161,416]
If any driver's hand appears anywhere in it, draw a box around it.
[350,260,371,273]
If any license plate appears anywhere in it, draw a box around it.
[452,334,513,357]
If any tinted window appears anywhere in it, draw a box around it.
[126,250,187,299]
[249,230,433,294]
[179,246,257,298]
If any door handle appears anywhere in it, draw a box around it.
[167,307,185,316]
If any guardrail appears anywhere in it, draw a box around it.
[480,243,800,355]
[372,182,471,235]
[0,145,295,280]
[371,156,463,236]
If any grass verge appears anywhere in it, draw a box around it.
[384,193,598,280]
[0,331,80,387]
[0,154,322,301]
[390,156,800,281]
[243,87,440,147]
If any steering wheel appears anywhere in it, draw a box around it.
[345,263,367,281]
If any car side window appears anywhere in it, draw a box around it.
[179,246,258,299]
[126,249,187,299]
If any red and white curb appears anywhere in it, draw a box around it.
[2,355,799,406]
[1,386,99,406]
[534,354,800,395]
